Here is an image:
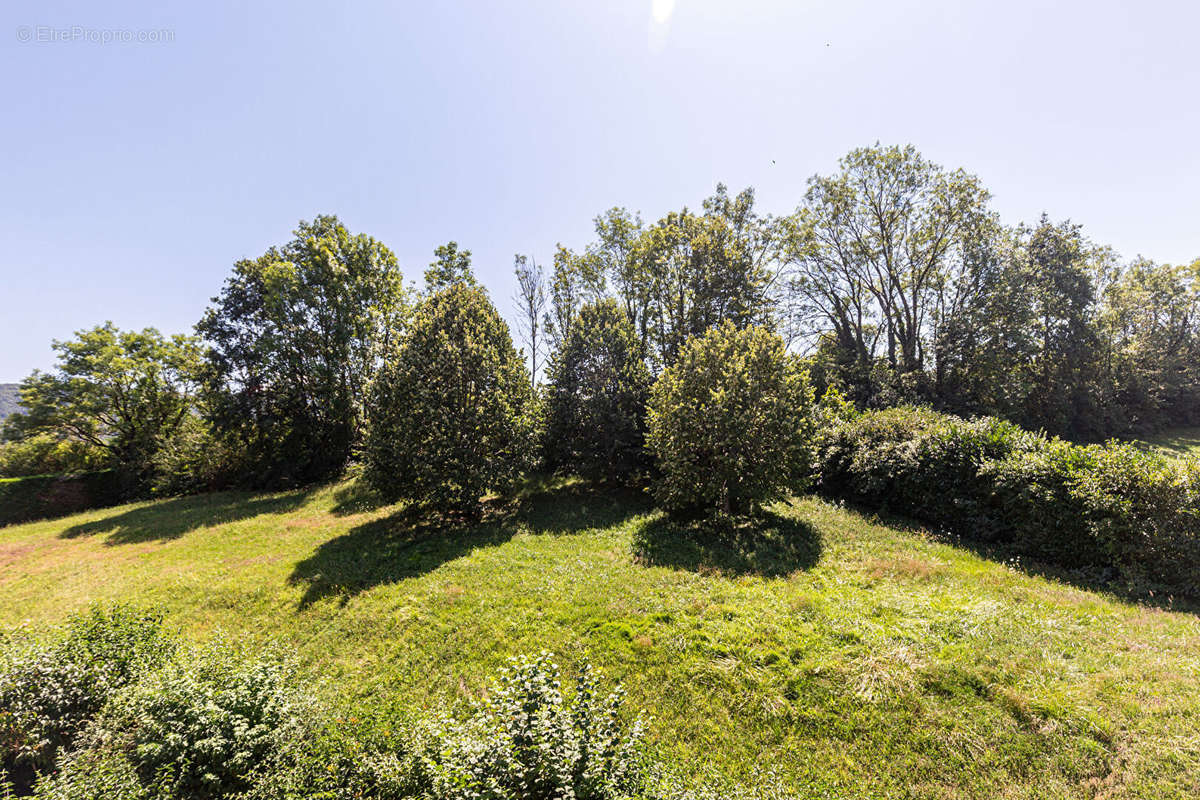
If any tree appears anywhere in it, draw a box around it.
[543,244,604,354]
[543,300,651,482]
[646,322,815,515]
[425,241,477,292]
[547,186,780,373]
[196,215,406,486]
[4,323,201,486]
[782,144,991,399]
[364,283,535,512]
[1019,216,1101,436]
[512,254,546,390]
[1097,256,1200,431]
[633,186,780,369]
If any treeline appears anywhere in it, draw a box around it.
[786,147,1200,439]
[2,144,1197,497]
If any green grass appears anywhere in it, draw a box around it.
[2,481,1200,798]
[1137,426,1200,459]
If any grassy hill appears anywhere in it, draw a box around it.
[2,481,1198,798]
[1139,426,1200,460]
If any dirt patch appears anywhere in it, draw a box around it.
[863,555,943,582]
[0,541,41,570]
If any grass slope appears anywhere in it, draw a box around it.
[2,482,1199,798]
[1138,426,1200,460]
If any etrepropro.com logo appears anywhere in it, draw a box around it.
[16,25,175,44]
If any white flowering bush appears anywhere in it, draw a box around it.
[420,652,646,800]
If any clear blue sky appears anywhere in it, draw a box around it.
[3,0,1197,382]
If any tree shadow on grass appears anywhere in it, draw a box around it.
[328,479,392,516]
[632,510,823,577]
[59,489,312,546]
[288,482,651,609]
[834,499,1200,615]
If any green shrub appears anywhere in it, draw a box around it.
[0,606,173,792]
[243,653,646,800]
[543,300,652,483]
[30,747,145,800]
[365,283,536,513]
[149,414,242,497]
[0,434,106,479]
[0,470,126,527]
[817,407,1200,595]
[419,652,645,800]
[54,642,305,800]
[647,323,816,516]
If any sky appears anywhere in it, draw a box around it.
[2,0,1198,382]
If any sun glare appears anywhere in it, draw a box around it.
[651,0,677,26]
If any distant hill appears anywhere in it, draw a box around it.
[0,383,22,423]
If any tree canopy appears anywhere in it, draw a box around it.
[196,215,407,486]
[543,299,651,482]
[365,283,535,511]
[3,323,201,485]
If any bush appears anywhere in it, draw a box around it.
[647,323,816,516]
[0,434,106,479]
[149,415,242,497]
[543,300,652,483]
[0,606,173,793]
[6,615,733,800]
[816,407,1200,596]
[419,652,645,800]
[365,283,536,513]
[46,641,305,800]
[0,470,126,527]
[234,653,647,800]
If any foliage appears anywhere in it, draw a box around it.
[71,642,303,800]
[647,322,815,515]
[543,300,651,482]
[546,186,780,371]
[425,241,477,293]
[0,471,125,527]
[817,407,1200,596]
[247,653,646,800]
[417,653,645,800]
[0,434,106,479]
[197,215,407,487]
[3,324,201,488]
[780,145,1200,440]
[783,143,992,386]
[148,413,241,497]
[365,283,535,512]
[0,606,173,792]
[6,483,1200,796]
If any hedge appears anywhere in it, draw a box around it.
[816,407,1200,598]
[0,471,126,527]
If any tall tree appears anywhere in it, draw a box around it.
[512,254,547,389]
[1019,216,1100,436]
[783,144,990,395]
[543,244,603,353]
[197,215,406,486]
[543,300,651,482]
[365,283,535,512]
[425,241,477,292]
[4,323,201,485]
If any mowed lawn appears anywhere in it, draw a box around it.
[2,482,1199,799]
[1138,426,1200,460]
